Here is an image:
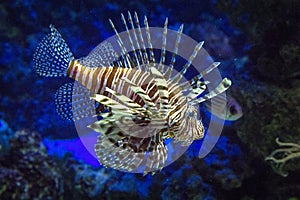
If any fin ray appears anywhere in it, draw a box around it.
[128,11,145,67]
[79,41,119,68]
[144,16,155,63]
[171,41,204,84]
[109,19,132,68]
[165,24,183,80]
[134,12,149,68]
[121,13,140,69]
[33,25,74,77]
[55,82,95,121]
[159,18,168,71]
[191,78,232,105]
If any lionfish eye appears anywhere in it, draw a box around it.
[229,105,237,115]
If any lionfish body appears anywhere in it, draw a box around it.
[34,12,231,174]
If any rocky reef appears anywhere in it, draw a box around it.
[0,130,63,199]
[0,127,250,199]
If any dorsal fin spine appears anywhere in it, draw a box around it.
[116,40,128,68]
[191,78,232,105]
[190,62,220,85]
[171,41,204,84]
[134,12,149,70]
[144,16,155,63]
[109,19,132,68]
[159,18,168,71]
[128,11,145,68]
[165,24,184,80]
[121,13,140,69]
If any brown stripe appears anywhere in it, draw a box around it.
[66,59,75,77]
[97,67,109,94]
[106,67,118,89]
[77,65,85,83]
[69,64,78,79]
[84,68,92,86]
[91,67,102,94]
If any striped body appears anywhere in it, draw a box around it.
[67,59,204,143]
[67,60,158,105]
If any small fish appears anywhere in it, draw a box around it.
[33,12,231,174]
[205,94,243,121]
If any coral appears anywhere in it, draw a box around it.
[0,167,28,199]
[160,164,215,200]
[61,155,151,200]
[265,138,300,177]
[107,173,142,199]
[213,168,241,190]
[62,158,111,199]
[0,130,63,199]
[235,81,300,158]
[158,135,249,199]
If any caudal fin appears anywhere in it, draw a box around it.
[33,25,74,77]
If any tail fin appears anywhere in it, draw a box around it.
[33,25,74,77]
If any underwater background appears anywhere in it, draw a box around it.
[0,0,300,199]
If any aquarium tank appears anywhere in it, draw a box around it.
[0,0,299,199]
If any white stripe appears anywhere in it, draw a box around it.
[87,68,95,89]
[94,68,104,94]
[111,67,121,92]
[69,65,75,78]
[75,65,82,81]
[102,67,113,93]
[81,66,89,84]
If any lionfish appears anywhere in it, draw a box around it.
[33,12,231,174]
